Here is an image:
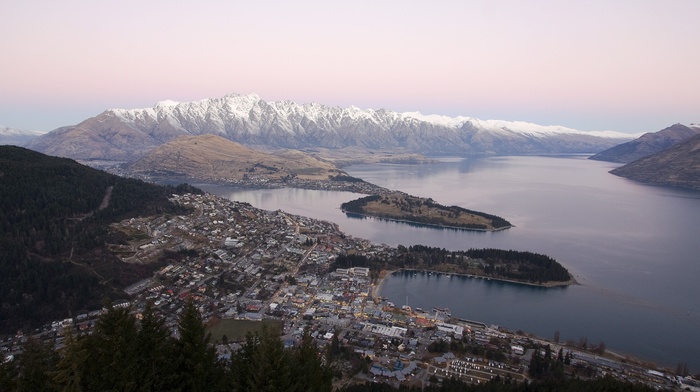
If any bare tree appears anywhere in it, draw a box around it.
[597,341,606,355]
[579,336,588,350]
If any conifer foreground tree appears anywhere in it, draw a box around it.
[292,330,333,392]
[173,300,223,392]
[30,301,333,392]
[15,338,58,392]
[1,302,664,392]
[134,303,177,391]
[52,329,88,392]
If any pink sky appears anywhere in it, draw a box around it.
[2,0,699,133]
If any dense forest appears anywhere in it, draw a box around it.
[0,302,661,392]
[341,194,512,230]
[332,245,571,284]
[0,146,200,333]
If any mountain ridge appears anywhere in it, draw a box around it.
[0,126,45,146]
[610,133,700,190]
[26,93,636,164]
[589,123,700,163]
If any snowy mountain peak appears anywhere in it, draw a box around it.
[154,100,180,108]
[0,126,45,146]
[27,92,639,162]
[401,112,473,128]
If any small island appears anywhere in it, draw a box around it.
[340,192,512,231]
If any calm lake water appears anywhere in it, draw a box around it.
[200,155,700,371]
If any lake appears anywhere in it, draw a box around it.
[200,155,700,371]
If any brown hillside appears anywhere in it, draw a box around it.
[125,134,345,181]
[610,133,700,190]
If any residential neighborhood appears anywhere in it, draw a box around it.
[2,192,696,391]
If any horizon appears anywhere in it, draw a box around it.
[2,1,699,134]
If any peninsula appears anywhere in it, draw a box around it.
[335,245,575,289]
[340,192,512,231]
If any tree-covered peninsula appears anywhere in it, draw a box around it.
[332,245,574,287]
[341,193,512,231]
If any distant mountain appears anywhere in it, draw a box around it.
[0,146,195,333]
[610,133,700,190]
[0,125,45,145]
[26,93,634,164]
[589,123,700,163]
[124,134,346,182]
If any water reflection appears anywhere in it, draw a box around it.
[202,156,700,370]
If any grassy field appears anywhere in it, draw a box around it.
[207,318,283,342]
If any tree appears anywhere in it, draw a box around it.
[292,329,332,392]
[173,300,220,392]
[676,362,689,377]
[246,325,292,392]
[15,337,58,392]
[596,340,606,355]
[82,306,139,391]
[52,329,88,392]
[0,357,16,392]
[328,333,341,360]
[553,330,560,343]
[134,303,176,391]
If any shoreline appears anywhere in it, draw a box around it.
[371,269,393,299]
[371,268,672,375]
[372,268,577,299]
[342,210,513,233]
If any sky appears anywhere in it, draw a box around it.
[1,0,699,134]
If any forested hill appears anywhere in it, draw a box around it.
[0,146,199,333]
[332,245,572,286]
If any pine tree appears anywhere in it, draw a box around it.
[15,337,58,392]
[292,329,332,392]
[82,306,139,391]
[134,303,177,391]
[247,325,292,392]
[173,300,220,391]
[51,329,88,392]
[0,358,16,392]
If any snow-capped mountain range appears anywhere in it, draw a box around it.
[26,93,636,163]
[0,126,45,146]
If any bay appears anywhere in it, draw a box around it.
[201,155,700,371]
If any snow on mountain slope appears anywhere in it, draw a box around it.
[0,126,45,146]
[110,93,633,139]
[27,93,636,163]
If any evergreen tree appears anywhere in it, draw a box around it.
[173,300,220,392]
[134,303,176,391]
[82,306,139,391]
[247,325,292,392]
[52,329,88,392]
[292,329,332,392]
[0,358,16,392]
[15,337,58,392]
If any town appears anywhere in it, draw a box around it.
[2,192,697,391]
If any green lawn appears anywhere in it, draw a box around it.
[207,318,283,342]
